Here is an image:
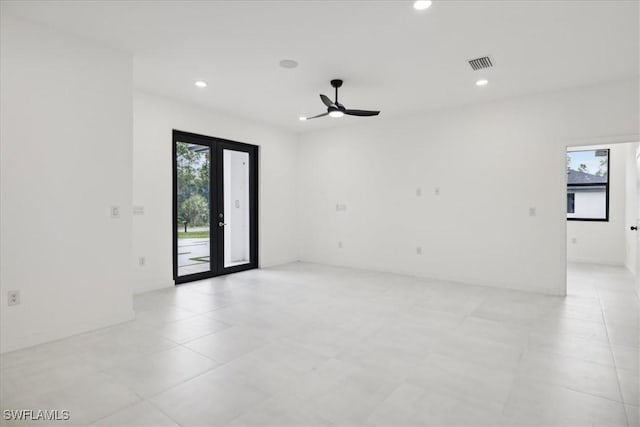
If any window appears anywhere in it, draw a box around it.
[567,193,575,214]
[566,149,609,221]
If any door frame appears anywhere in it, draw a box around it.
[172,129,259,284]
[563,133,640,296]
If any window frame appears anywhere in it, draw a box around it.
[566,148,610,222]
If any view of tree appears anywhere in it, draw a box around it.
[181,194,209,230]
[176,143,210,231]
[597,157,608,177]
[567,150,609,177]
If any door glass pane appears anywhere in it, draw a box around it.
[223,149,250,267]
[176,141,211,276]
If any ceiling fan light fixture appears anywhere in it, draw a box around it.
[413,1,432,11]
[304,79,380,120]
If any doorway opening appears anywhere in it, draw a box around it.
[565,140,640,297]
[172,130,258,284]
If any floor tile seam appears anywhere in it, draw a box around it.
[144,397,186,427]
[520,344,618,370]
[570,284,630,426]
[597,285,632,427]
[83,398,147,426]
[511,371,629,409]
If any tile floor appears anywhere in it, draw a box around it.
[1,262,638,426]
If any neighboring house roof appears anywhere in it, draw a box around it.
[567,169,607,185]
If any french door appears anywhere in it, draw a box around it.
[172,130,258,284]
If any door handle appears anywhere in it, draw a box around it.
[631,226,638,231]
[219,222,227,227]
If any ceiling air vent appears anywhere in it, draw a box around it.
[468,56,494,71]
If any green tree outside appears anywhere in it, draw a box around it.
[176,142,210,234]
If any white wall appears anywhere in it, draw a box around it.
[0,16,134,353]
[132,91,298,293]
[297,79,639,295]
[567,144,627,265]
[625,142,639,274]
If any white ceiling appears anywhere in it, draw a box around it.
[3,0,639,132]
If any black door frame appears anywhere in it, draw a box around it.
[172,130,259,284]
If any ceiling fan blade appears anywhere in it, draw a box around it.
[305,112,329,120]
[320,94,335,107]
[344,109,380,117]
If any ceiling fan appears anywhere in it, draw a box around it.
[302,79,380,120]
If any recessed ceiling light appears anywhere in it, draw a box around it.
[329,110,344,118]
[279,59,299,69]
[299,116,307,121]
[475,79,489,86]
[413,1,432,10]
[194,80,207,88]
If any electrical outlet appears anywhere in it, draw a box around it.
[139,256,146,266]
[111,206,120,218]
[8,290,20,306]
[336,204,347,212]
[434,187,440,195]
[416,188,422,197]
[571,238,577,244]
[416,246,422,255]
[529,207,537,217]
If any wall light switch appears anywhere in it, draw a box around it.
[416,246,422,255]
[8,290,20,306]
[338,241,343,249]
[434,187,440,195]
[111,206,120,218]
[139,256,146,266]
[529,207,537,217]
[571,238,577,244]
[416,188,422,197]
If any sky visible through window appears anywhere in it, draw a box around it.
[567,150,608,176]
